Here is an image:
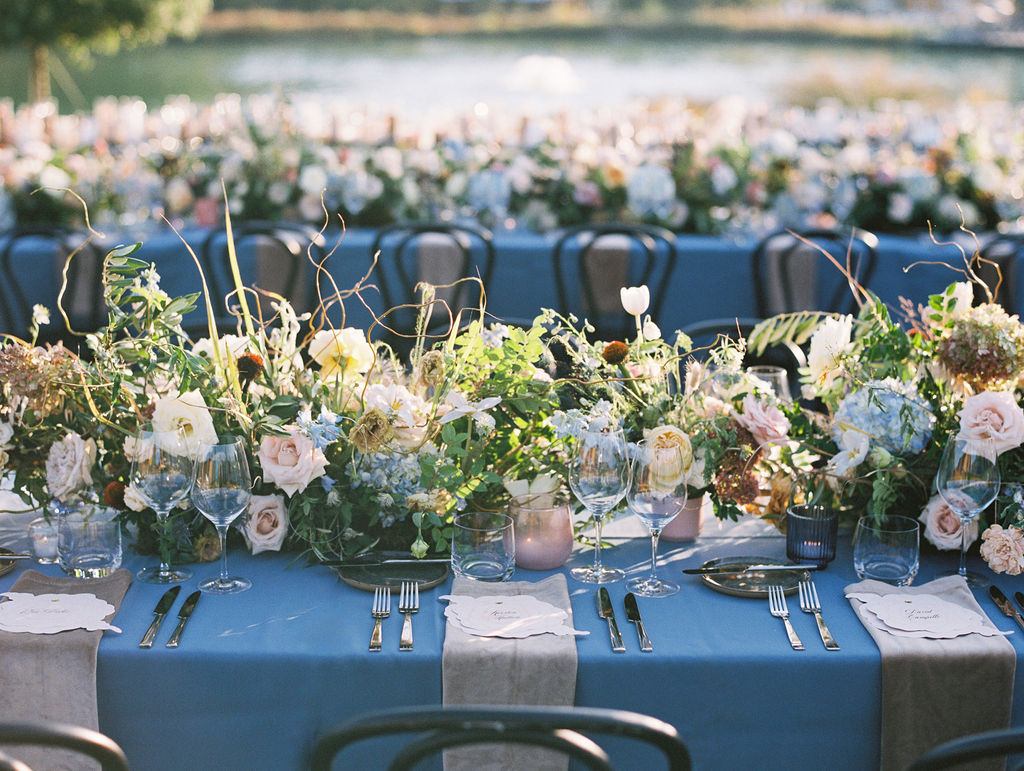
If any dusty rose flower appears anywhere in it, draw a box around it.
[736,394,791,448]
[918,493,979,551]
[979,524,1024,575]
[244,494,290,555]
[45,433,97,502]
[193,533,221,563]
[258,429,329,497]
[957,391,1024,455]
[349,407,394,454]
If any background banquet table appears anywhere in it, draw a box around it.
[2,512,1022,770]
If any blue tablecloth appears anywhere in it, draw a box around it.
[2,514,1022,770]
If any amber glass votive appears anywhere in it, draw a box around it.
[508,492,574,571]
[785,504,839,568]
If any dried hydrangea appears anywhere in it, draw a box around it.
[348,407,394,454]
[0,343,80,416]
[936,303,1024,390]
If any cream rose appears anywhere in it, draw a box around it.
[736,394,791,448]
[308,328,374,380]
[0,421,13,449]
[979,524,1024,575]
[123,481,149,512]
[258,429,329,497]
[918,493,979,551]
[643,425,702,489]
[45,433,97,502]
[957,391,1024,455]
[244,494,290,555]
[151,389,219,456]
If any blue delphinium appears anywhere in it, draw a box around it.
[832,378,934,456]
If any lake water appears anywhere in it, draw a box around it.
[1,31,1022,114]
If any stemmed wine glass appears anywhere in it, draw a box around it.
[192,436,253,594]
[935,436,999,588]
[568,426,630,584]
[129,427,194,584]
[627,440,687,597]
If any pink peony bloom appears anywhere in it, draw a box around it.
[979,524,1024,575]
[736,394,791,448]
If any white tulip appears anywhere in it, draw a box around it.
[620,285,650,317]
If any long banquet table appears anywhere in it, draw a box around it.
[2,512,1023,770]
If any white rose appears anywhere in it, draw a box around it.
[244,494,290,555]
[45,433,97,502]
[0,421,14,450]
[308,328,375,381]
[151,389,219,456]
[643,425,696,490]
[123,482,149,512]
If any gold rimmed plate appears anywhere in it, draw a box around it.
[697,555,808,598]
[0,548,19,578]
[334,551,449,593]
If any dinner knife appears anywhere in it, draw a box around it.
[320,558,451,568]
[623,592,652,652]
[988,585,1024,633]
[683,563,821,575]
[166,590,201,648]
[0,553,33,560]
[597,587,626,653]
[139,585,181,648]
[1014,591,1024,619]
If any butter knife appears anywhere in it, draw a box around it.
[597,587,626,653]
[683,563,820,575]
[989,585,1024,632]
[139,586,181,648]
[623,592,652,652]
[166,590,201,648]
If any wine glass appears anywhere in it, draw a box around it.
[192,436,253,594]
[626,440,687,597]
[568,426,630,584]
[129,427,194,584]
[935,437,999,588]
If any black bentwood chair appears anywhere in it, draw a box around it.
[907,726,1024,771]
[310,705,692,771]
[0,721,130,771]
[370,222,495,354]
[552,224,678,342]
[750,228,879,318]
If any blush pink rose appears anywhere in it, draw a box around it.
[918,493,979,551]
[258,429,328,497]
[957,391,1024,455]
[979,524,1024,575]
[736,394,791,448]
[245,494,290,555]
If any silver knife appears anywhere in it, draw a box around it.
[1014,591,1024,618]
[623,592,652,652]
[166,590,201,648]
[0,553,33,560]
[139,585,181,648]
[683,563,820,575]
[989,586,1024,632]
[597,587,625,653]
[321,558,451,568]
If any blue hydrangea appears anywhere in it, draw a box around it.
[832,378,934,456]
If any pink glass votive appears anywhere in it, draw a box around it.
[508,492,574,571]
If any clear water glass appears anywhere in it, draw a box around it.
[192,436,253,594]
[853,516,920,586]
[58,505,122,579]
[129,427,194,584]
[451,511,515,581]
[626,441,686,597]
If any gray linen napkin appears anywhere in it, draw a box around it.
[442,574,579,771]
[845,575,1016,771]
[0,568,132,771]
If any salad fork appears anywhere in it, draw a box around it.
[398,581,419,651]
[798,579,840,650]
[369,586,390,652]
[768,585,804,650]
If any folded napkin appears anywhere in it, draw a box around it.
[0,569,132,771]
[442,574,579,771]
[846,575,1016,771]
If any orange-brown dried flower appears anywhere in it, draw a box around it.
[602,341,629,365]
[104,481,126,509]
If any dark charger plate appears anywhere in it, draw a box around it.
[334,552,449,593]
[698,555,808,598]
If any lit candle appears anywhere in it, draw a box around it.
[28,518,59,563]
[509,493,574,571]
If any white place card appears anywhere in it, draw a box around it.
[0,592,122,634]
[845,592,1008,639]
[441,594,588,639]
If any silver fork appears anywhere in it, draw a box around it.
[369,586,390,652]
[798,579,840,650]
[398,581,419,651]
[768,584,804,650]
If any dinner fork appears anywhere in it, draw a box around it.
[798,579,840,651]
[369,586,390,652]
[768,584,804,650]
[398,581,419,651]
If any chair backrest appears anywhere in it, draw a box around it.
[370,223,495,352]
[907,726,1024,771]
[0,226,105,348]
[976,233,1024,315]
[311,705,691,771]
[198,221,320,333]
[553,224,678,341]
[0,721,129,771]
[751,228,878,317]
